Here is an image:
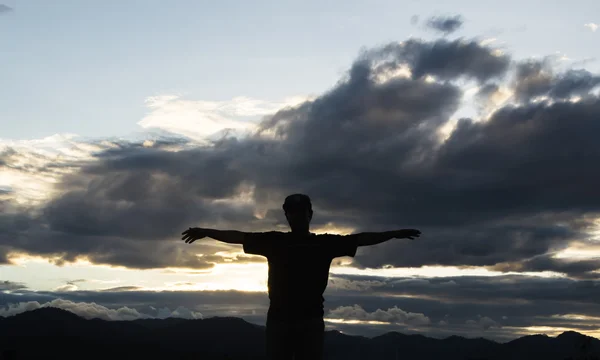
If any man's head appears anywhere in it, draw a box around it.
[283,194,313,233]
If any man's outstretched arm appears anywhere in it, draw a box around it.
[181,227,247,244]
[347,229,421,247]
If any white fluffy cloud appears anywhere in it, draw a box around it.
[584,23,598,32]
[138,95,311,142]
[0,298,203,321]
[327,304,431,326]
[0,134,120,206]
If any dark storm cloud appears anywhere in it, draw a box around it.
[0,4,12,13]
[426,15,464,34]
[263,95,600,272]
[0,138,266,269]
[434,98,600,219]
[327,273,600,308]
[349,96,599,271]
[352,221,584,271]
[359,38,510,82]
[0,193,250,269]
[1,36,599,276]
[514,59,600,101]
[0,216,239,269]
[549,69,600,98]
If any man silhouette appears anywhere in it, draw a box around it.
[181,193,421,360]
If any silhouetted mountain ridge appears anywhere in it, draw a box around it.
[0,307,598,360]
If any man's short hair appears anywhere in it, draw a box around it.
[283,193,312,213]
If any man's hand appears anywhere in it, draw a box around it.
[394,229,421,240]
[181,227,247,245]
[181,227,208,244]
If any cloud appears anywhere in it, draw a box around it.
[491,254,600,279]
[0,298,202,320]
[410,15,419,26]
[323,274,600,340]
[55,284,79,292]
[584,23,598,32]
[0,133,119,206]
[328,276,386,291]
[0,35,599,282]
[100,286,143,292]
[357,38,510,83]
[54,279,87,292]
[0,281,26,291]
[3,273,600,341]
[475,83,513,114]
[513,59,600,102]
[138,95,310,142]
[328,304,431,326]
[326,274,600,306]
[0,289,266,328]
[0,4,12,13]
[0,135,255,269]
[426,15,464,34]
[466,315,501,331]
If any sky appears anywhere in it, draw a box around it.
[1,0,600,343]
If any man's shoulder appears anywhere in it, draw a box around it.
[259,230,287,238]
[314,233,344,238]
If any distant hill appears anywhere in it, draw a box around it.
[0,307,599,360]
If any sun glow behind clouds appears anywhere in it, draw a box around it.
[2,255,270,293]
[516,325,600,339]
[330,265,564,279]
[325,318,389,325]
[0,134,103,205]
[553,246,600,260]
[553,217,600,260]
[3,253,566,294]
[312,223,357,235]
[138,95,311,142]
[551,314,600,321]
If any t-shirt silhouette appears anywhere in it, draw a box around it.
[243,231,358,321]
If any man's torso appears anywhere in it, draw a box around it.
[266,233,334,320]
[243,231,358,321]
